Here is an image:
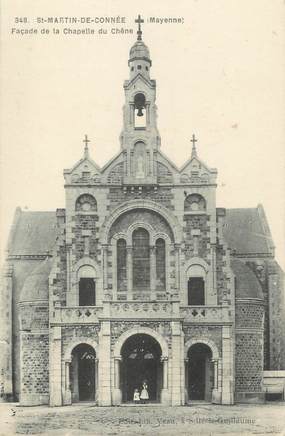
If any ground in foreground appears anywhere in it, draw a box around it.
[0,402,284,435]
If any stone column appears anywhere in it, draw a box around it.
[64,360,72,405]
[95,358,99,402]
[160,356,170,405]
[115,357,121,389]
[0,263,13,401]
[102,245,108,291]
[184,358,189,403]
[171,321,182,405]
[221,325,234,404]
[174,244,180,291]
[126,246,133,299]
[98,322,111,406]
[113,356,122,405]
[162,357,168,389]
[66,244,71,297]
[146,103,150,125]
[212,359,218,389]
[150,245,156,299]
[49,326,62,406]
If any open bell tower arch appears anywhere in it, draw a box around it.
[120,15,160,184]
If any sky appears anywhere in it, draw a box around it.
[1,0,285,268]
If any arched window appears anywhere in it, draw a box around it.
[78,265,96,306]
[156,238,166,291]
[187,264,206,305]
[117,239,127,291]
[132,228,150,290]
[184,194,206,212]
[75,194,97,212]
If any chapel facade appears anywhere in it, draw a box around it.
[1,19,285,407]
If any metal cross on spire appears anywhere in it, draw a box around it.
[83,134,90,158]
[190,133,198,158]
[135,14,144,41]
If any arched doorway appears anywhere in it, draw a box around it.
[70,344,96,402]
[187,343,213,402]
[121,334,163,403]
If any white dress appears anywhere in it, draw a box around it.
[140,384,149,400]
[133,391,140,402]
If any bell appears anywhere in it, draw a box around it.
[137,107,144,117]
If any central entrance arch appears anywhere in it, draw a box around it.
[121,334,163,403]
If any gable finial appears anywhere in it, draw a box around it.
[135,14,144,41]
[190,133,198,158]
[83,134,90,158]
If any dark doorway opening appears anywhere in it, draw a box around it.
[121,334,162,403]
[187,343,213,401]
[79,278,96,306]
[71,344,96,402]
[188,277,205,305]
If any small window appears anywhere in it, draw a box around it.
[79,278,95,306]
[184,194,206,212]
[137,65,142,70]
[76,194,97,212]
[188,277,205,305]
[146,66,149,71]
[131,66,134,71]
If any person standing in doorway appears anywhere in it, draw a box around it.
[133,388,140,404]
[140,380,149,404]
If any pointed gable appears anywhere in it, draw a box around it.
[64,155,101,185]
[180,155,217,185]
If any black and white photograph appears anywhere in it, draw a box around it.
[1,1,285,434]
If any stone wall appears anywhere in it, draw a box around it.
[108,209,174,242]
[53,210,67,305]
[110,321,172,351]
[183,215,210,261]
[107,187,175,212]
[62,325,100,357]
[267,260,285,370]
[183,325,222,354]
[20,333,49,405]
[73,214,99,261]
[235,300,264,402]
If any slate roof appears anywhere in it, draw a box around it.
[7,206,272,257]
[20,257,53,302]
[231,258,263,299]
[6,206,273,302]
[8,211,57,256]
[223,206,273,255]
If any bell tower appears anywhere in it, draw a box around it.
[120,15,160,184]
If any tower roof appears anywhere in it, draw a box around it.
[129,15,151,65]
[129,39,151,64]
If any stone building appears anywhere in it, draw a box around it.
[1,19,284,407]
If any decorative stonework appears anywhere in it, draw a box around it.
[75,194,97,212]
[183,325,222,353]
[180,305,231,324]
[62,325,100,355]
[110,321,171,349]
